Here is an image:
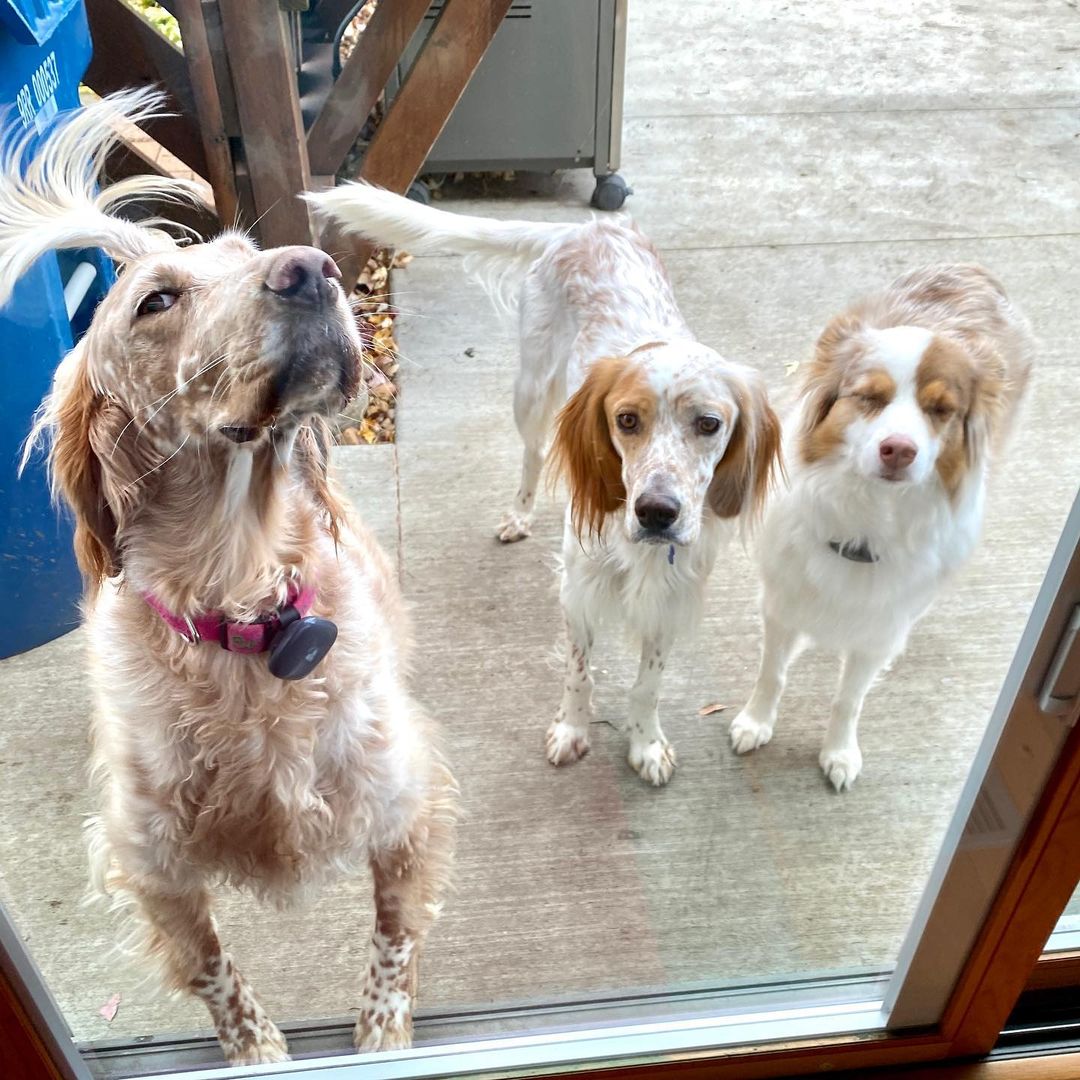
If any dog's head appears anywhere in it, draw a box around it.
[3,92,363,588]
[550,341,781,546]
[798,317,1003,496]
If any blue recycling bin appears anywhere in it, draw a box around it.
[0,0,115,657]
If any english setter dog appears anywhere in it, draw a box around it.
[1,92,455,1064]
[309,185,781,786]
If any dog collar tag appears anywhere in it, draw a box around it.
[267,607,338,680]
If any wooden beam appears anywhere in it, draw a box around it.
[325,0,512,288]
[1025,949,1080,991]
[83,0,208,178]
[306,0,431,177]
[353,0,514,193]
[217,3,314,247]
[171,0,239,227]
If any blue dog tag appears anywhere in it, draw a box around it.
[267,608,338,680]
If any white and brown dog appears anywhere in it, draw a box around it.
[309,185,781,786]
[2,92,455,1063]
[730,265,1033,791]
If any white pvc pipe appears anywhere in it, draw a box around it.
[63,261,97,320]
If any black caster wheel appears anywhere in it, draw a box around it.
[591,173,632,211]
[405,180,431,206]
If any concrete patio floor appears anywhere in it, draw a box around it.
[2,0,1079,1054]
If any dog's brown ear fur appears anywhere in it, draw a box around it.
[549,356,628,541]
[48,362,122,586]
[796,313,866,460]
[296,417,349,545]
[708,374,782,520]
[33,345,161,590]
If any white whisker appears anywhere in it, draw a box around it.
[123,434,190,491]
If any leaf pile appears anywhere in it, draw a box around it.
[338,251,409,445]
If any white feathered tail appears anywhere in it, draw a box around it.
[305,181,583,318]
[0,88,203,308]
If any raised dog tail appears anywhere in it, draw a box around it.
[305,181,581,318]
[0,88,203,309]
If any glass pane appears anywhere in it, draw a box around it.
[2,0,1079,1076]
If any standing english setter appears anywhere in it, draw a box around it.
[309,185,781,786]
[1,92,455,1064]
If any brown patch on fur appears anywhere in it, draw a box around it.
[916,335,989,499]
[628,340,667,355]
[849,368,897,411]
[548,356,635,540]
[802,365,901,464]
[797,314,869,464]
[708,376,782,519]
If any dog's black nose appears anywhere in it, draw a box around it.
[265,247,341,304]
[634,492,681,531]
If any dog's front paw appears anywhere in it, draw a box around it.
[218,1019,290,1066]
[546,719,590,766]
[354,985,413,1053]
[628,738,676,787]
[819,743,863,792]
[729,710,773,755]
[496,513,531,543]
[352,976,410,1049]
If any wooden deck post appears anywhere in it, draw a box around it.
[217,2,315,247]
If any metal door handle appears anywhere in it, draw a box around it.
[1039,604,1080,718]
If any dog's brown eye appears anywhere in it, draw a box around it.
[697,415,721,435]
[136,291,180,316]
[929,403,954,420]
[856,393,884,409]
[616,413,639,433]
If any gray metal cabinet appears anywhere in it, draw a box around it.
[388,0,630,208]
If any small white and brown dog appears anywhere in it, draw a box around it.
[310,185,780,786]
[730,264,1033,791]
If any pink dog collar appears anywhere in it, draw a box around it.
[143,583,317,654]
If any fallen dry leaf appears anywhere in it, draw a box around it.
[99,992,121,1022]
[697,703,728,717]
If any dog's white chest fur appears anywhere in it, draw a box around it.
[562,514,724,642]
[759,462,987,658]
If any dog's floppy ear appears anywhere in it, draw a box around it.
[22,344,151,587]
[963,346,1012,468]
[708,372,783,520]
[797,313,865,440]
[549,356,627,541]
[296,417,349,545]
[0,88,200,306]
